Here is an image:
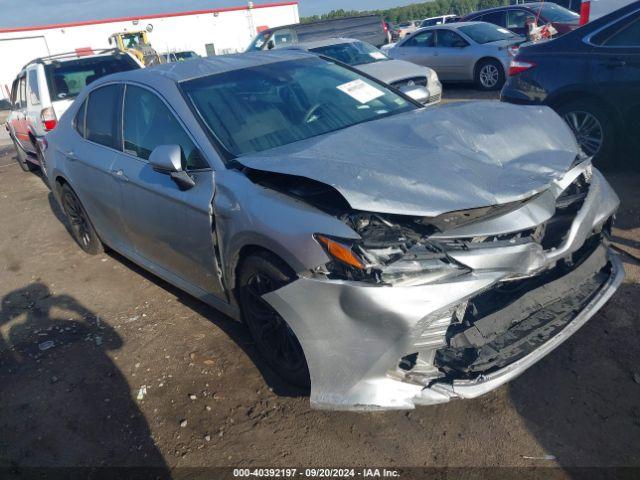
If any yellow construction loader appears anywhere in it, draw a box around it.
[108,31,164,66]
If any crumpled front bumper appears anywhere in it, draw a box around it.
[263,168,624,410]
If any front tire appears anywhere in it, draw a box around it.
[237,252,310,389]
[475,58,505,91]
[59,183,103,255]
[556,100,615,170]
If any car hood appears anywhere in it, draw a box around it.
[356,59,430,84]
[237,101,579,217]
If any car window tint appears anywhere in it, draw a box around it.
[123,85,206,169]
[86,85,122,148]
[403,30,436,47]
[45,55,138,101]
[27,70,40,105]
[437,30,468,47]
[507,10,536,29]
[604,17,640,47]
[10,79,18,106]
[479,11,507,27]
[74,99,87,137]
[19,76,26,108]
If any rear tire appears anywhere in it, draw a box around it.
[59,183,104,255]
[475,58,505,91]
[237,252,310,389]
[12,137,37,172]
[556,99,616,170]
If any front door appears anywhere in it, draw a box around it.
[589,11,640,151]
[114,84,225,297]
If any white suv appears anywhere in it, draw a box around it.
[6,49,141,173]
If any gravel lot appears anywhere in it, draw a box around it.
[1,89,639,476]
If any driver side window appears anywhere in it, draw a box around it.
[402,30,436,48]
[507,10,536,29]
[123,85,207,169]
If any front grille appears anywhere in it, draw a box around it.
[435,241,609,379]
[391,76,428,89]
[427,93,441,104]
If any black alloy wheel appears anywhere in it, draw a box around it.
[59,183,103,255]
[238,253,310,388]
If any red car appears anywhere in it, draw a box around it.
[462,2,581,37]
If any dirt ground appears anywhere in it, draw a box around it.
[1,90,640,478]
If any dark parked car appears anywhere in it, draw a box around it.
[247,15,389,51]
[463,2,580,36]
[501,2,640,167]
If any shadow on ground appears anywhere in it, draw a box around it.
[0,283,170,474]
[508,274,640,470]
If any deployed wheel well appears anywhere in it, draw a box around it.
[474,57,502,75]
[232,245,296,301]
[550,92,619,127]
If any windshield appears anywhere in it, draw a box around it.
[175,51,198,61]
[182,57,414,157]
[45,55,139,101]
[458,23,519,44]
[309,41,389,66]
[536,3,580,23]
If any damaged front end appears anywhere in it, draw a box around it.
[259,161,623,410]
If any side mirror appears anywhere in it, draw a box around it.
[149,144,195,191]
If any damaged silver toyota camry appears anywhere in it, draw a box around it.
[45,50,624,410]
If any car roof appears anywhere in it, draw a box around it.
[419,21,486,30]
[95,49,316,84]
[291,38,363,50]
[467,2,543,15]
[22,49,133,71]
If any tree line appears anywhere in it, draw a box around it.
[301,0,510,24]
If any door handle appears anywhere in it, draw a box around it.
[110,168,128,181]
[604,59,626,69]
[65,150,77,161]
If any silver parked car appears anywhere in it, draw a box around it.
[45,51,623,411]
[284,38,442,105]
[386,21,523,90]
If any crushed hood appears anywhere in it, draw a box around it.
[237,102,580,217]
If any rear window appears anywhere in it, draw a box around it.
[458,23,518,43]
[85,85,122,148]
[45,54,138,101]
[536,3,580,23]
[27,70,41,105]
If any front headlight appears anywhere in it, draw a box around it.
[427,68,440,85]
[314,231,469,286]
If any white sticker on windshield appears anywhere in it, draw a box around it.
[369,51,387,60]
[337,79,385,104]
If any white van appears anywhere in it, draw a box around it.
[580,0,636,23]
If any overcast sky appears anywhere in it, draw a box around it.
[0,0,427,28]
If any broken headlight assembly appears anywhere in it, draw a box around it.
[314,213,470,285]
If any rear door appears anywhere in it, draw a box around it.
[589,11,640,150]
[68,85,128,250]
[113,84,224,296]
[433,29,474,80]
[392,30,439,70]
[12,74,31,151]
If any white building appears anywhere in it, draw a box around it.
[0,1,299,102]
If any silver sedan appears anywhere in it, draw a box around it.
[385,21,523,90]
[45,50,623,410]
[284,37,442,105]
